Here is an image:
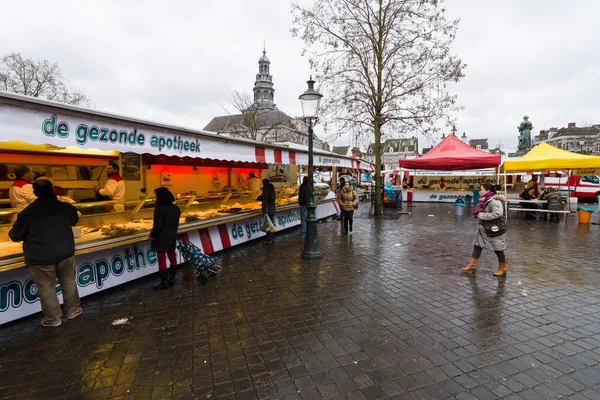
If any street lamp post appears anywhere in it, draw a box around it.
[299,77,323,260]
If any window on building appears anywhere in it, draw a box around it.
[404,147,409,152]
[476,145,481,149]
[596,142,600,152]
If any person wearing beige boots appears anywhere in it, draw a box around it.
[462,183,508,277]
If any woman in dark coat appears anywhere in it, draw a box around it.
[150,187,181,289]
[258,178,276,244]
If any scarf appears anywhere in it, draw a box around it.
[473,191,494,218]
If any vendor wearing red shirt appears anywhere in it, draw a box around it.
[440,178,447,190]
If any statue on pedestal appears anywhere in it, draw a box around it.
[517,115,533,152]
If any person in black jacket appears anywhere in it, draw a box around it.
[258,179,276,244]
[521,187,539,220]
[298,176,309,238]
[9,179,81,327]
[150,187,181,289]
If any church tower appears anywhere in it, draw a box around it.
[253,46,277,110]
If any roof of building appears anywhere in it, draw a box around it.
[203,110,296,133]
[552,125,600,138]
[489,147,506,155]
[259,49,270,63]
[332,145,351,156]
[468,139,489,149]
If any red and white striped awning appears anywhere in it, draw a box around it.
[253,146,373,169]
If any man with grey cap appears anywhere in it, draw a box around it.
[9,179,82,327]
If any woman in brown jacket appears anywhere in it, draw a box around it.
[336,181,358,234]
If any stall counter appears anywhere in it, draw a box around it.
[0,199,337,325]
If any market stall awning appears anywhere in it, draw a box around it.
[501,142,600,173]
[399,134,501,171]
[0,91,368,169]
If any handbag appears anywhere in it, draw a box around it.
[481,216,507,237]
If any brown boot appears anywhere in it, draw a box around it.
[493,262,507,277]
[461,257,478,273]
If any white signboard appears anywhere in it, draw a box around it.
[0,102,361,168]
[411,170,496,176]
[408,190,471,203]
[0,105,256,162]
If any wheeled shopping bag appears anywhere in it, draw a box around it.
[176,240,221,285]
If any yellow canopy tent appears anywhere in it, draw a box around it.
[502,142,600,173]
[501,142,600,214]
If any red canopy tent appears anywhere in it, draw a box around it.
[399,134,501,170]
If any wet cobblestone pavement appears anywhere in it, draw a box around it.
[1,203,600,400]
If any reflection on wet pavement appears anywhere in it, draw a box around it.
[0,203,599,399]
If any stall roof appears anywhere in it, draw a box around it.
[501,142,600,172]
[0,91,372,169]
[399,134,501,170]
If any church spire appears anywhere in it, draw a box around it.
[253,44,277,110]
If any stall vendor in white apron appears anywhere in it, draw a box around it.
[93,162,126,212]
[9,165,37,221]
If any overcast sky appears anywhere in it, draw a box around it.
[2,0,598,152]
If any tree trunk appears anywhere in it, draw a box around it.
[374,120,382,216]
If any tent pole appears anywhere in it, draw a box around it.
[504,169,508,218]
[567,170,572,213]
[571,170,577,213]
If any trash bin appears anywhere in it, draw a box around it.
[577,206,595,224]
[455,198,466,216]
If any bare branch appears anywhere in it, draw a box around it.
[219,90,292,143]
[0,53,92,106]
[291,0,466,215]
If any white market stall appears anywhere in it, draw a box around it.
[403,169,499,203]
[0,91,372,324]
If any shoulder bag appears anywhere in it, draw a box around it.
[481,216,507,237]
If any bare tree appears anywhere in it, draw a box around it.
[291,0,466,215]
[219,90,292,143]
[0,53,91,106]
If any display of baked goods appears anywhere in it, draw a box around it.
[0,193,318,261]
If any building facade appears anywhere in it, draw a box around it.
[364,138,419,170]
[534,122,600,154]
